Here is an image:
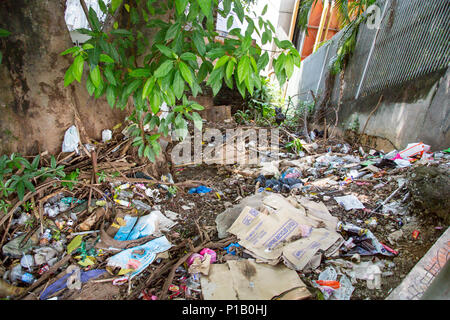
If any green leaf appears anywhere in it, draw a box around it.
[262,4,268,15]
[192,31,206,56]
[100,54,115,64]
[106,85,116,108]
[285,54,294,78]
[155,44,176,58]
[237,56,250,84]
[98,0,107,13]
[175,0,188,15]
[82,43,95,50]
[129,68,151,78]
[64,64,75,87]
[154,60,173,78]
[125,79,142,96]
[86,77,95,96]
[214,55,230,70]
[192,112,203,131]
[90,65,102,88]
[150,92,160,113]
[142,77,156,99]
[111,0,123,13]
[110,29,132,36]
[233,0,244,23]
[60,47,80,56]
[227,15,234,29]
[191,103,204,111]
[257,51,269,71]
[88,7,101,32]
[173,70,185,99]
[16,181,24,201]
[180,52,197,61]
[0,28,11,37]
[72,55,84,83]
[225,59,235,79]
[165,22,180,41]
[23,179,35,193]
[104,67,117,86]
[197,0,211,17]
[178,61,193,86]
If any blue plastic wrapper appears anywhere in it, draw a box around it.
[107,236,172,280]
[114,215,138,241]
[224,243,241,255]
[39,269,106,300]
[188,186,212,194]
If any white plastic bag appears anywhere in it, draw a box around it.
[62,125,80,153]
[102,129,112,143]
[334,195,365,211]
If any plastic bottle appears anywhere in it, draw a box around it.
[132,199,152,212]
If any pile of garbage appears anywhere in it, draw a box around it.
[0,122,448,301]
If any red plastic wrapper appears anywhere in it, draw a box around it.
[412,230,420,239]
[315,280,340,289]
[38,264,50,275]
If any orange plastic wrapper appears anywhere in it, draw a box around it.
[315,280,341,289]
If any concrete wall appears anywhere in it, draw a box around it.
[290,0,450,151]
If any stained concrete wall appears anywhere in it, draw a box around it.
[290,2,450,152]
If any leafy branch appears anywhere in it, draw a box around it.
[62,0,301,163]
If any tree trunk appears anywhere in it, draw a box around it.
[0,0,128,155]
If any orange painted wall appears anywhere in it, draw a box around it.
[301,1,341,59]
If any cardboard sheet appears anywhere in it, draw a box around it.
[227,193,343,269]
[200,260,311,300]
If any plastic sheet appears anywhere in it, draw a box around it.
[39,268,106,300]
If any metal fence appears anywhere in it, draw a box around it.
[296,0,450,102]
[357,0,450,99]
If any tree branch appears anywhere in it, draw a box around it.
[79,0,95,31]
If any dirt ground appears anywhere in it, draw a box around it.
[1,122,448,301]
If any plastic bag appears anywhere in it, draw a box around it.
[106,236,172,280]
[61,125,80,153]
[334,195,365,211]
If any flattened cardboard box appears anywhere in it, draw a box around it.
[200,260,311,300]
[227,194,343,270]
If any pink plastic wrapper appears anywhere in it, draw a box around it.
[199,248,217,263]
[187,253,203,266]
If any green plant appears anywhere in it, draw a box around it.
[349,116,360,133]
[234,109,252,124]
[96,170,107,183]
[62,0,300,162]
[61,168,80,191]
[167,185,177,196]
[285,138,304,154]
[0,199,11,214]
[22,201,34,212]
[0,28,11,65]
[0,154,65,201]
[24,216,35,230]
